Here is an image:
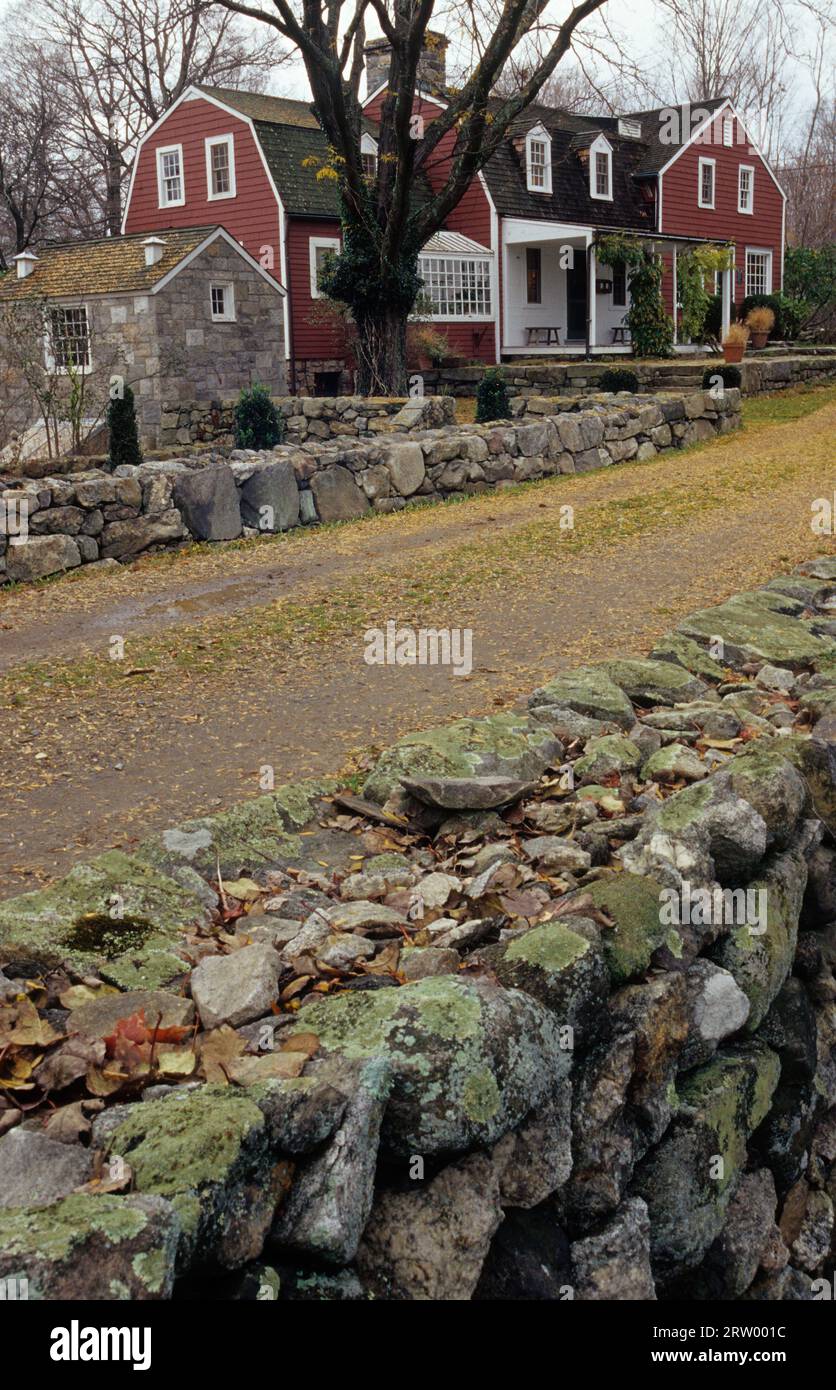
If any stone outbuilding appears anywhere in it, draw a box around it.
[0,226,286,450]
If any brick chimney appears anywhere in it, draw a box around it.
[364,30,448,98]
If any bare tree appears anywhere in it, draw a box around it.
[213,0,611,392]
[0,46,66,267]
[15,0,291,235]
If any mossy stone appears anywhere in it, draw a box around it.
[529,665,635,731]
[574,734,643,785]
[582,873,667,984]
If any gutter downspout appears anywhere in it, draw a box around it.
[283,214,297,395]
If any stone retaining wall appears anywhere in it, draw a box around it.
[158,392,456,449]
[424,351,836,399]
[0,389,740,583]
[1,560,835,1301]
[3,389,740,583]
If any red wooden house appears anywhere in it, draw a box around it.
[123,36,786,388]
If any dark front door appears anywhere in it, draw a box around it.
[566,255,588,340]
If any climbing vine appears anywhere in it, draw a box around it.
[595,234,674,358]
[676,245,734,343]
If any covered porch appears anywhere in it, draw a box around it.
[500,219,734,357]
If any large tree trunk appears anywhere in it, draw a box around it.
[105,134,122,236]
[354,306,409,396]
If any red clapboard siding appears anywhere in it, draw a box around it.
[124,96,282,281]
[363,91,497,363]
[287,217,344,358]
[660,109,784,304]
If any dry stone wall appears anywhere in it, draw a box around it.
[0,389,740,584]
[1,560,835,1301]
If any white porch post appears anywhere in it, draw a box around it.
[721,261,733,338]
[672,244,678,346]
[587,238,596,351]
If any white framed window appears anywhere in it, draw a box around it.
[156,144,185,208]
[47,305,91,371]
[525,125,552,194]
[418,255,492,319]
[745,248,773,297]
[361,132,378,180]
[722,116,734,147]
[589,134,613,201]
[698,156,715,208]
[309,236,341,299]
[209,282,236,322]
[205,134,236,200]
[738,164,754,214]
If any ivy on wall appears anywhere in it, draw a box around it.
[595,234,674,358]
[676,245,734,342]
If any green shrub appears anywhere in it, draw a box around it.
[475,366,511,422]
[737,293,807,341]
[234,383,284,450]
[599,367,639,394]
[107,383,143,468]
[702,364,741,390]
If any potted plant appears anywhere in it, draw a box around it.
[408,324,451,371]
[722,322,749,363]
[744,304,775,349]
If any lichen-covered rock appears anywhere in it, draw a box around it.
[249,1075,348,1153]
[631,1043,781,1280]
[650,632,727,682]
[400,774,535,810]
[711,842,806,1030]
[68,988,195,1039]
[491,1085,573,1208]
[297,974,571,1158]
[610,972,689,1146]
[620,776,768,891]
[0,1193,179,1299]
[573,734,642,785]
[600,658,707,707]
[356,1153,503,1300]
[679,960,751,1070]
[270,1056,390,1266]
[0,1129,93,1209]
[362,712,562,805]
[104,1088,285,1272]
[725,742,809,851]
[0,849,202,989]
[642,742,708,784]
[473,917,608,1047]
[677,593,833,671]
[562,1030,637,1225]
[139,779,334,882]
[528,666,635,731]
[676,1169,783,1298]
[580,873,669,985]
[571,1196,656,1300]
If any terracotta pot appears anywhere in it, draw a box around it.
[723,343,745,363]
[750,331,769,349]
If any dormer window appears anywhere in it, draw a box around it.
[589,134,613,201]
[525,125,552,194]
[361,132,378,180]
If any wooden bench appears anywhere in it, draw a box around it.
[612,322,631,345]
[526,326,561,346]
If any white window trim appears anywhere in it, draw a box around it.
[309,236,341,299]
[156,143,185,208]
[589,134,613,202]
[738,163,755,215]
[417,252,493,321]
[525,124,552,195]
[44,304,93,374]
[698,156,716,209]
[361,131,378,176]
[209,282,236,322]
[205,133,236,201]
[745,247,773,297]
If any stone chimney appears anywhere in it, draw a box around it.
[364,30,448,98]
[142,236,166,267]
[13,250,38,280]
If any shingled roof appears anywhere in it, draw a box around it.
[195,84,321,130]
[0,226,280,301]
[618,98,730,175]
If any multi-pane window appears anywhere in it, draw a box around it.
[699,158,715,207]
[158,146,183,206]
[527,138,548,190]
[209,142,231,196]
[738,165,754,213]
[745,250,771,297]
[418,256,492,317]
[612,260,627,307]
[595,151,610,197]
[49,306,90,370]
[309,238,340,298]
[362,150,377,179]
[526,248,542,305]
[210,283,235,321]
